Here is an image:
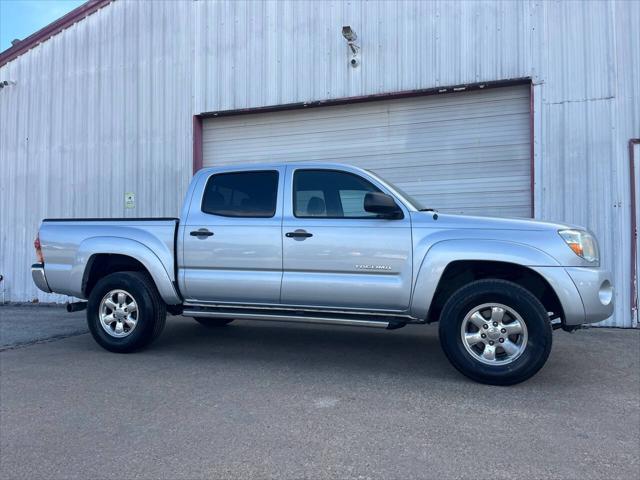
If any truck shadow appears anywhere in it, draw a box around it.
[144,316,592,389]
[153,317,458,382]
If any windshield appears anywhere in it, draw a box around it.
[366,170,427,210]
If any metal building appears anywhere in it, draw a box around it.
[0,0,638,327]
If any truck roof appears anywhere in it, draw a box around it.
[197,161,364,174]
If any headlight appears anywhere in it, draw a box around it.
[558,229,599,263]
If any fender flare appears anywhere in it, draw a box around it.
[72,236,181,305]
[410,239,561,319]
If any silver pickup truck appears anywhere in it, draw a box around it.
[32,162,613,385]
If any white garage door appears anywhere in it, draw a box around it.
[203,85,531,217]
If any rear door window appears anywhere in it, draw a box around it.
[202,171,279,217]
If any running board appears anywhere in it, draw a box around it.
[182,308,407,329]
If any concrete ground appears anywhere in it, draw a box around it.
[0,305,638,479]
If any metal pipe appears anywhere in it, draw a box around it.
[66,301,87,313]
[629,138,640,322]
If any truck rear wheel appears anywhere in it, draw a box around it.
[438,279,552,385]
[193,317,235,328]
[87,271,166,353]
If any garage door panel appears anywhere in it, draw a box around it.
[205,143,530,177]
[372,150,531,168]
[207,145,531,173]
[458,206,533,217]
[206,104,529,142]
[206,135,530,166]
[380,163,531,184]
[327,147,531,171]
[203,85,531,218]
[206,116,530,154]
[416,191,532,213]
[205,94,530,140]
[403,177,531,196]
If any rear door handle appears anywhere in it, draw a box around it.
[285,230,313,239]
[190,229,214,238]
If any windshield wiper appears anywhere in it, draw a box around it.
[418,208,436,212]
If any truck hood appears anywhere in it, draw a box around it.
[411,211,579,232]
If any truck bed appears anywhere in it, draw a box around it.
[38,217,179,300]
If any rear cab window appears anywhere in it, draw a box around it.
[202,170,279,218]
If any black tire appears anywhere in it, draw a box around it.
[87,271,166,353]
[193,317,234,328]
[438,279,552,386]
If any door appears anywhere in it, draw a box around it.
[180,168,284,304]
[202,85,531,218]
[281,167,413,312]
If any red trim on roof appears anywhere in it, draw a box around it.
[0,0,113,67]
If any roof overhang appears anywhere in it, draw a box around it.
[0,0,113,68]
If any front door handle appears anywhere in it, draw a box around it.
[190,229,214,238]
[285,229,313,239]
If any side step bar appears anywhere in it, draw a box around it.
[182,309,406,330]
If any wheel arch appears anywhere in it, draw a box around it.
[410,239,562,321]
[425,260,564,324]
[83,254,147,297]
[75,237,181,305]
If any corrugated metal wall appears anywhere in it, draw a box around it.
[0,0,194,302]
[1,0,638,327]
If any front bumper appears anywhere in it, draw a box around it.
[564,266,614,324]
[531,266,614,326]
[31,263,52,293]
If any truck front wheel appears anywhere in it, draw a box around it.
[87,271,166,353]
[438,279,552,385]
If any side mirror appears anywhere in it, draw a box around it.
[364,192,403,219]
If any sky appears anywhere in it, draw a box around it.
[0,0,85,52]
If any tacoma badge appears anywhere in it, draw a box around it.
[355,264,392,271]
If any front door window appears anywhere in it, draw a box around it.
[293,169,382,219]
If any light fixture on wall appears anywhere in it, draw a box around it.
[0,80,17,89]
[341,26,360,68]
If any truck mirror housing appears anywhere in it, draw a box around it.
[364,192,403,218]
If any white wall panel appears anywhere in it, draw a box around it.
[0,0,637,327]
[193,0,533,113]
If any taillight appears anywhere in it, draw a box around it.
[34,233,44,263]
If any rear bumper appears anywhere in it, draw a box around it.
[531,266,614,326]
[31,263,52,293]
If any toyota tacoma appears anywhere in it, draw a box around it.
[31,163,614,385]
